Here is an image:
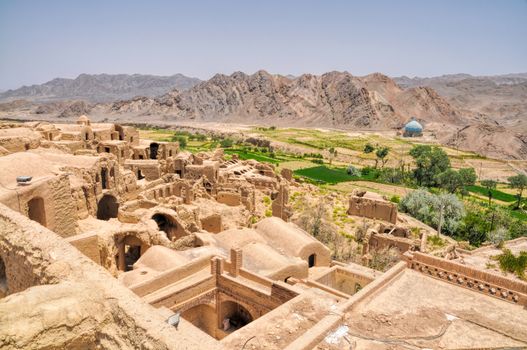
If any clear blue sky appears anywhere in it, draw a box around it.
[0,0,526,90]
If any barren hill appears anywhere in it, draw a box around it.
[106,70,467,130]
[394,73,527,129]
[0,73,202,103]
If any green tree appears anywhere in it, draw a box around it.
[399,189,464,236]
[436,169,463,193]
[409,145,450,187]
[219,138,234,148]
[328,147,338,165]
[480,179,497,206]
[172,135,187,149]
[458,168,477,196]
[363,143,375,154]
[508,174,527,209]
[375,147,389,168]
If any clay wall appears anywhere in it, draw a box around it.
[216,191,241,206]
[0,128,41,153]
[315,266,374,296]
[348,196,397,224]
[124,161,162,181]
[66,232,101,265]
[406,251,527,306]
[0,174,78,237]
[369,233,415,254]
[201,214,222,233]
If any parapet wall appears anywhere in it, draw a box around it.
[406,251,527,306]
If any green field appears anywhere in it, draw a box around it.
[294,166,357,184]
[466,185,520,203]
[224,149,281,164]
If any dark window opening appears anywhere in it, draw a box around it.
[0,257,7,297]
[27,197,46,227]
[139,155,144,160]
[149,142,159,159]
[221,301,253,333]
[101,168,108,189]
[308,254,316,268]
[104,147,110,153]
[125,245,141,271]
[97,194,119,220]
[137,169,145,180]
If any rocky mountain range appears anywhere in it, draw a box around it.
[106,70,468,129]
[0,73,201,103]
[0,71,526,159]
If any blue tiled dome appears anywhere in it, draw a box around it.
[404,119,423,133]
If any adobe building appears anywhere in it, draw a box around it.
[0,117,526,349]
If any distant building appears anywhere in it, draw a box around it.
[403,118,423,137]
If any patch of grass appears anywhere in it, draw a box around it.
[224,149,280,164]
[493,249,527,280]
[466,185,519,203]
[294,166,356,184]
[427,234,445,248]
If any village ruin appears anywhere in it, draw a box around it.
[0,116,526,349]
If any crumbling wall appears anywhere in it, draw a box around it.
[347,192,397,224]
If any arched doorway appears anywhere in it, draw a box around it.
[115,235,145,271]
[150,142,159,159]
[115,124,125,141]
[0,256,7,297]
[181,303,217,337]
[308,254,316,268]
[151,213,186,240]
[97,194,119,220]
[219,300,254,332]
[27,197,46,227]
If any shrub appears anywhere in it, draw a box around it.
[171,135,187,148]
[346,165,360,177]
[488,227,510,246]
[220,138,234,148]
[389,195,400,204]
[311,159,324,164]
[494,249,527,279]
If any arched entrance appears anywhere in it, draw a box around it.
[97,194,119,220]
[0,256,7,297]
[115,235,146,271]
[150,142,159,159]
[151,213,186,240]
[115,124,125,141]
[308,254,316,268]
[219,300,254,332]
[181,303,217,337]
[27,197,46,227]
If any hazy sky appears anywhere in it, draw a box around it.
[1,0,526,90]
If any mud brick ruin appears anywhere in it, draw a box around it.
[1,116,526,349]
